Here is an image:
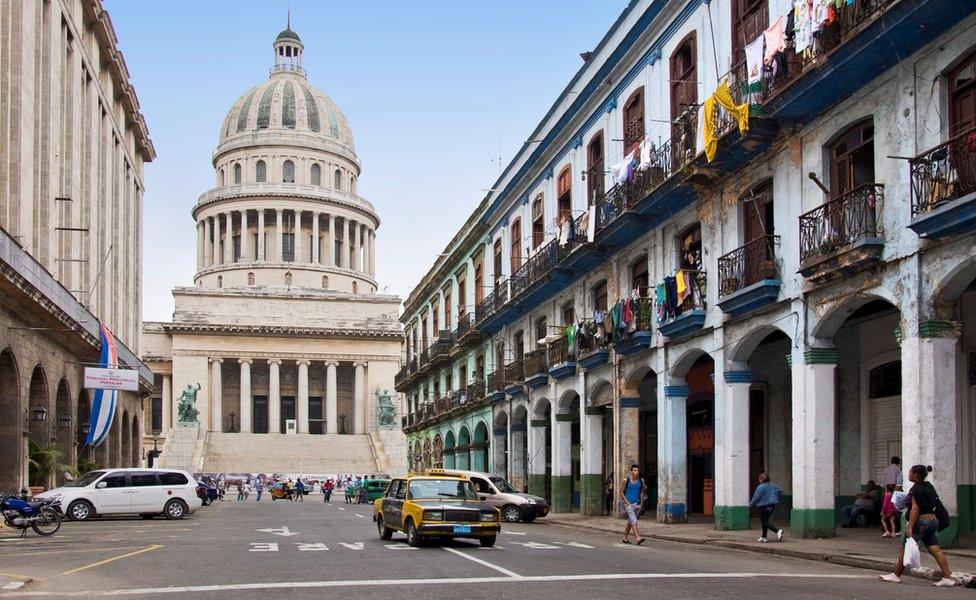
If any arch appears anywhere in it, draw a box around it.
[131,414,141,467]
[0,350,21,492]
[321,275,329,289]
[310,163,321,186]
[728,323,794,367]
[121,410,131,469]
[531,397,550,420]
[233,163,242,184]
[587,379,614,407]
[27,365,50,445]
[474,421,489,444]
[255,160,267,182]
[557,166,572,224]
[76,390,92,466]
[670,348,712,380]
[458,426,471,447]
[443,430,456,470]
[352,281,358,294]
[432,434,443,469]
[810,291,901,340]
[220,169,225,186]
[284,272,292,287]
[933,257,976,317]
[556,389,580,414]
[54,378,74,474]
[282,160,295,183]
[422,438,432,472]
[512,403,528,426]
[493,409,508,428]
[622,364,655,396]
[334,169,342,190]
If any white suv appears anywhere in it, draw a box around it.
[36,468,202,521]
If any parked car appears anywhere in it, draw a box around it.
[35,468,202,521]
[196,480,219,505]
[364,479,391,502]
[441,469,549,523]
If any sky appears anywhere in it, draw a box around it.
[103,0,626,321]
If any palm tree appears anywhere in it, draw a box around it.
[28,439,77,488]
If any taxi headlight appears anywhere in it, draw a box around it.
[481,511,497,522]
[424,510,444,521]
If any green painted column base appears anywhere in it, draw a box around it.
[528,474,547,499]
[958,484,976,535]
[939,518,959,549]
[790,508,835,538]
[714,505,750,531]
[579,474,604,516]
[551,475,572,513]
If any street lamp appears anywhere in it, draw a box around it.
[57,414,72,430]
[229,411,237,433]
[80,422,91,436]
[147,428,161,468]
[31,404,48,422]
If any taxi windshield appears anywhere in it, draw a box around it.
[408,478,478,500]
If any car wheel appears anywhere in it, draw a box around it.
[377,516,394,541]
[163,499,188,520]
[405,519,422,547]
[502,505,522,523]
[479,535,497,548]
[521,513,537,524]
[139,513,155,520]
[67,499,94,521]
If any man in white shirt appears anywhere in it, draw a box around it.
[881,456,903,491]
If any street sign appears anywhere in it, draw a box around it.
[84,367,139,391]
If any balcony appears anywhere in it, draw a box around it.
[475,280,509,331]
[465,380,487,406]
[497,359,524,397]
[716,235,782,317]
[394,364,409,392]
[523,349,549,389]
[429,331,455,367]
[658,271,707,339]
[908,125,976,239]
[487,370,506,403]
[455,313,481,349]
[418,348,431,374]
[547,336,577,380]
[799,184,884,283]
[613,292,654,356]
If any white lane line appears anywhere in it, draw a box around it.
[0,572,873,596]
[354,514,365,519]
[337,507,346,511]
[442,547,522,578]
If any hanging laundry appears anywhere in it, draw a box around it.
[793,0,814,55]
[812,0,831,29]
[565,323,578,349]
[677,271,692,305]
[763,16,787,64]
[594,310,606,325]
[566,217,576,245]
[558,219,570,246]
[655,284,666,323]
[582,207,595,243]
[785,8,795,42]
[745,34,765,103]
[610,150,636,184]
[664,276,678,319]
[631,286,641,301]
[623,299,633,326]
[704,81,750,162]
[637,138,657,171]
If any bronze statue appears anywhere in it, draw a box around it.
[177,383,202,423]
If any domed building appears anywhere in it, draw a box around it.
[142,28,406,477]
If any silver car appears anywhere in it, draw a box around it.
[442,469,549,523]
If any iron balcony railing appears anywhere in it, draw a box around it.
[547,336,572,365]
[429,332,455,360]
[435,396,450,415]
[503,359,524,386]
[487,369,504,393]
[456,313,476,340]
[717,235,781,298]
[475,280,508,325]
[407,357,418,374]
[419,349,430,369]
[799,184,884,263]
[523,348,548,376]
[394,364,409,386]
[910,124,976,217]
[511,239,559,298]
[466,380,486,403]
[658,270,707,324]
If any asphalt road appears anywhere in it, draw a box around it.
[0,497,965,598]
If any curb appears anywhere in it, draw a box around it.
[541,518,975,586]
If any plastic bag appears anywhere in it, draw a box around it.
[903,537,921,569]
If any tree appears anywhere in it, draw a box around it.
[28,439,77,487]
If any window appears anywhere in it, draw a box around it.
[444,289,452,329]
[731,0,768,66]
[233,163,242,184]
[220,169,225,186]
[742,181,774,241]
[535,317,547,347]
[593,280,608,312]
[631,256,649,291]
[311,163,321,186]
[513,330,525,358]
[493,238,503,282]
[829,119,874,198]
[474,261,484,304]
[159,472,189,486]
[350,175,357,194]
[387,480,401,498]
[679,224,702,271]
[282,160,295,183]
[233,234,241,262]
[510,219,522,273]
[587,131,605,204]
[248,272,255,285]
[422,318,429,348]
[532,195,545,249]
[130,472,159,487]
[562,301,575,325]
[282,233,295,262]
[432,304,439,334]
[557,167,572,225]
[151,397,162,433]
[623,88,645,157]
[322,275,329,288]
[101,473,127,488]
[457,278,467,317]
[471,476,492,494]
[256,160,267,182]
[334,169,342,190]
[670,33,698,159]
[285,272,293,286]
[950,51,976,136]
[868,361,902,398]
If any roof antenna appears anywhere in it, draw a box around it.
[287,5,291,29]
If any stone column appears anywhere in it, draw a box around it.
[224,212,234,263]
[239,359,252,433]
[210,216,220,266]
[311,212,320,264]
[551,407,573,513]
[240,210,249,262]
[369,230,376,277]
[714,370,753,530]
[257,209,266,261]
[341,218,350,268]
[326,215,336,266]
[325,361,338,434]
[161,375,172,432]
[353,362,366,434]
[294,210,303,264]
[196,223,204,271]
[902,320,960,545]
[790,347,837,538]
[275,209,283,262]
[580,402,604,516]
[658,384,688,523]
[210,358,223,433]
[527,418,548,497]
[268,359,281,435]
[297,360,310,434]
[510,419,526,492]
[493,426,507,478]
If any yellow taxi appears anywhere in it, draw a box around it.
[373,469,500,547]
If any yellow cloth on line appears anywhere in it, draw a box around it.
[676,271,687,301]
[704,81,750,162]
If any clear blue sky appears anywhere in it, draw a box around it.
[103,0,625,321]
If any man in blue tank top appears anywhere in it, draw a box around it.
[619,464,646,545]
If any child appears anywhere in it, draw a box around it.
[880,483,897,537]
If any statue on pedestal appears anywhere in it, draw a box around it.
[376,389,396,429]
[177,383,202,424]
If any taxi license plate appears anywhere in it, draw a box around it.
[453,525,472,534]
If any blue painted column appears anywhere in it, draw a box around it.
[658,384,688,523]
[715,370,754,530]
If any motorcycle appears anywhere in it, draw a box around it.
[1,492,62,537]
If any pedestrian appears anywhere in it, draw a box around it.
[603,472,614,516]
[218,478,226,501]
[882,456,904,491]
[243,481,252,501]
[749,472,783,543]
[323,479,333,503]
[236,482,245,502]
[840,480,882,527]
[880,483,898,538]
[255,479,264,501]
[619,464,646,545]
[880,465,956,587]
[296,479,305,502]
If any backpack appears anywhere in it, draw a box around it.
[935,497,951,532]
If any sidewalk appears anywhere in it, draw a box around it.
[541,513,976,586]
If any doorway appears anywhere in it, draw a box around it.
[309,397,324,434]
[281,396,296,433]
[253,396,268,434]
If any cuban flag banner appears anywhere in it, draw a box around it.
[84,322,119,447]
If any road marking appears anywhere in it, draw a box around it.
[0,546,148,558]
[255,526,300,537]
[442,547,522,578]
[1,572,871,596]
[384,543,417,550]
[337,507,346,511]
[556,541,594,549]
[296,543,329,552]
[509,541,559,549]
[249,543,279,552]
[60,544,162,576]
[0,583,24,591]
[500,530,526,535]
[338,542,364,550]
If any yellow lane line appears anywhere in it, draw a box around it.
[0,572,31,579]
[0,545,146,558]
[61,544,163,576]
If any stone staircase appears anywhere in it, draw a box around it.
[374,429,408,477]
[201,432,377,474]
